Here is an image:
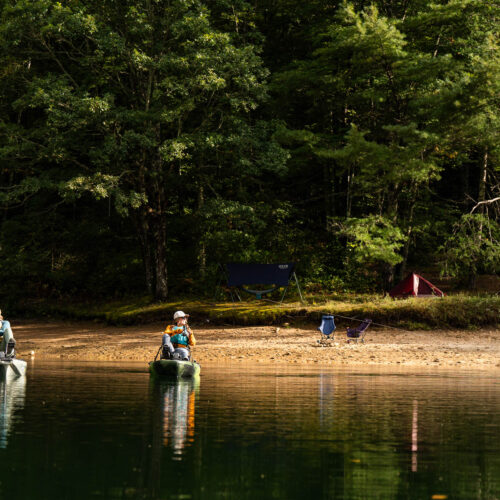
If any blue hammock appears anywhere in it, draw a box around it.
[217,263,304,304]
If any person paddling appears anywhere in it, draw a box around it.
[161,311,196,361]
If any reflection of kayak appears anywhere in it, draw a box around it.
[0,365,26,448]
[149,359,201,379]
[151,378,200,453]
[0,359,27,380]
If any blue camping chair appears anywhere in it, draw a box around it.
[317,315,336,345]
[346,319,372,343]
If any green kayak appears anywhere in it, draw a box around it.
[149,359,201,379]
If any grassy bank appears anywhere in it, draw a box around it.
[18,293,500,330]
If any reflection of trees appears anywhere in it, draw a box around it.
[142,379,199,499]
[134,367,500,499]
[195,369,500,499]
[0,371,26,448]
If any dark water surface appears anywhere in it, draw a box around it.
[0,361,499,499]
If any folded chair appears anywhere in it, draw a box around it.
[346,319,372,344]
[317,315,336,346]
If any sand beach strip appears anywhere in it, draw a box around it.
[11,320,500,370]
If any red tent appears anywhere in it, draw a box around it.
[389,273,444,298]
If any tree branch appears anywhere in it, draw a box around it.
[470,197,500,213]
[39,35,80,89]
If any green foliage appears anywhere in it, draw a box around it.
[0,0,287,300]
[440,214,500,284]
[341,216,405,266]
[0,0,499,302]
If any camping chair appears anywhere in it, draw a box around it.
[317,315,336,346]
[346,319,372,344]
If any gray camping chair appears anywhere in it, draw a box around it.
[346,319,372,344]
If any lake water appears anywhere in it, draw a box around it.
[0,361,499,499]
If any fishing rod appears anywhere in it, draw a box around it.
[153,345,162,361]
[320,312,408,331]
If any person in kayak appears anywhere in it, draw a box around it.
[161,311,196,361]
[0,310,16,358]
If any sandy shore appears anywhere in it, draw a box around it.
[10,320,500,370]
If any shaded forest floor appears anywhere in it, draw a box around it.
[14,320,500,371]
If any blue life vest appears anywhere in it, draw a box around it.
[171,326,190,348]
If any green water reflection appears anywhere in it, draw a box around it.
[0,362,498,499]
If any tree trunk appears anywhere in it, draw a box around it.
[386,183,400,224]
[135,210,154,295]
[197,184,206,279]
[460,162,470,205]
[467,271,477,290]
[472,146,489,291]
[346,165,353,218]
[381,262,394,296]
[477,147,488,247]
[478,146,488,207]
[324,163,335,229]
[399,183,418,279]
[152,213,168,301]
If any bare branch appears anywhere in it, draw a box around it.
[470,197,500,213]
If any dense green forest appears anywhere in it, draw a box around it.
[0,0,499,305]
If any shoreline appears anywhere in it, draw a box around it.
[11,320,500,371]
